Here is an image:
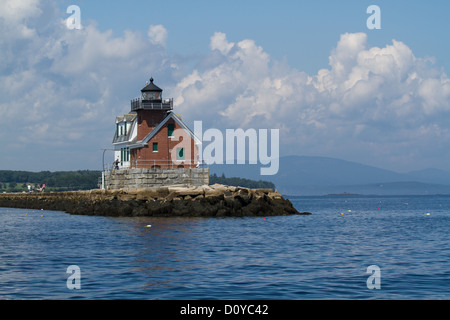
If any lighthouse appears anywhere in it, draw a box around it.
[112,77,200,169]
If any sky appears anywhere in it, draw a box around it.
[1,0,450,173]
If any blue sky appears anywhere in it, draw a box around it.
[65,0,450,74]
[1,0,450,173]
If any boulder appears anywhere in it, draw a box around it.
[0,185,311,217]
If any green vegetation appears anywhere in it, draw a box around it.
[0,170,102,193]
[210,173,275,190]
[0,170,275,193]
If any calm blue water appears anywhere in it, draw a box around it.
[0,195,449,300]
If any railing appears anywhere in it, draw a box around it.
[131,159,204,169]
[130,98,173,111]
[104,160,208,171]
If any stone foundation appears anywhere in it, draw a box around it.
[104,168,209,190]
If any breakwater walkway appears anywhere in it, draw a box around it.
[0,184,311,217]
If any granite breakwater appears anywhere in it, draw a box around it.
[0,184,311,217]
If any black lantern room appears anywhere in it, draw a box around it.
[141,77,162,102]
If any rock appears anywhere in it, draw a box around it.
[254,188,274,195]
[0,185,311,217]
[175,187,204,197]
[268,191,283,199]
[162,192,173,201]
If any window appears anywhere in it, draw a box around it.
[176,147,184,161]
[120,148,130,163]
[120,125,123,136]
[168,123,174,137]
[152,142,158,152]
[116,124,119,138]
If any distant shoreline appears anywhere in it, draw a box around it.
[325,192,361,196]
[284,193,450,197]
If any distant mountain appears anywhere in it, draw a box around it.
[209,156,450,195]
[405,168,450,185]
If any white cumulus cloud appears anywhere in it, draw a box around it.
[148,24,168,47]
[0,0,177,170]
[2,0,450,171]
[172,31,450,170]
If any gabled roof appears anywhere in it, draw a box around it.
[141,77,162,92]
[116,113,137,123]
[112,114,137,144]
[129,111,201,149]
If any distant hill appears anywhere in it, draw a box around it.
[209,156,450,195]
[405,168,450,185]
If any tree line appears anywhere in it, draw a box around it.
[0,170,102,192]
[209,173,275,190]
[0,170,275,193]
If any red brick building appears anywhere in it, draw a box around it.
[113,78,200,169]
